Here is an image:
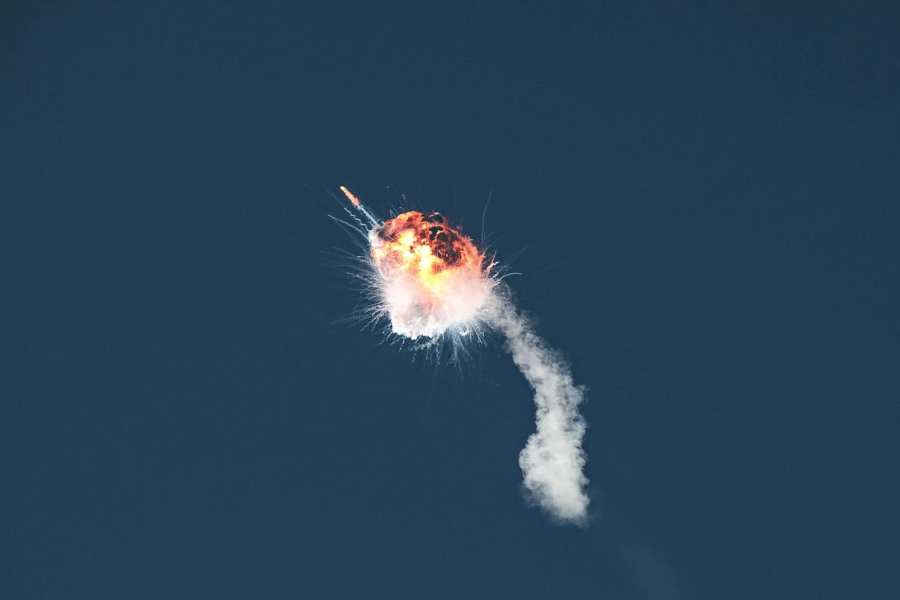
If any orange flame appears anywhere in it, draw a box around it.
[371,211,484,294]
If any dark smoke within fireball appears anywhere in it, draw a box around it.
[376,212,471,268]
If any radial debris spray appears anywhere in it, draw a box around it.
[336,186,589,525]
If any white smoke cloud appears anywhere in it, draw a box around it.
[366,223,494,340]
[486,295,590,525]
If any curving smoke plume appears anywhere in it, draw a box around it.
[487,297,589,524]
[335,187,589,524]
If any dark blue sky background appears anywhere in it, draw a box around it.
[4,2,899,598]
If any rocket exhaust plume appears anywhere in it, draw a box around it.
[334,186,589,524]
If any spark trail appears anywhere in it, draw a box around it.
[336,186,589,524]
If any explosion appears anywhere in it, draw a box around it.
[369,210,492,339]
[335,186,589,525]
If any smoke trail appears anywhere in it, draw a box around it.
[487,295,589,525]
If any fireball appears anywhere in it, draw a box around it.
[368,210,493,339]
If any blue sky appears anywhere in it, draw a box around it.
[5,2,899,598]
